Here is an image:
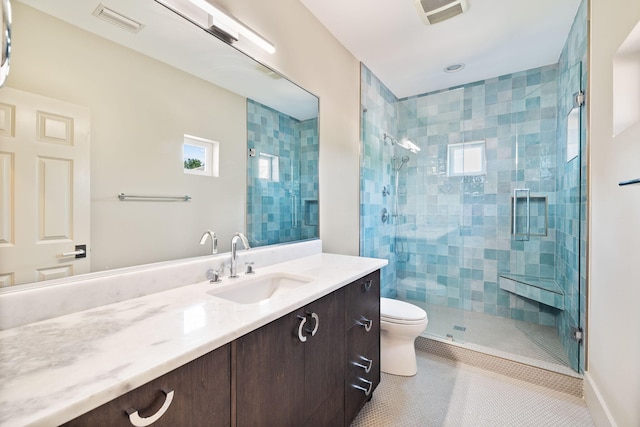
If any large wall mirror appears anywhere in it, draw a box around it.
[0,0,319,288]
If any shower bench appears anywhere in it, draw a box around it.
[498,274,565,310]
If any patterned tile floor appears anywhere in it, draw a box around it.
[351,350,594,427]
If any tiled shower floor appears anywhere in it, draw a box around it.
[401,299,573,373]
[351,350,593,426]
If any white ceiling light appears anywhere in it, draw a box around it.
[444,63,465,73]
[187,0,275,54]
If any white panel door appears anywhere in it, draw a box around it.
[0,87,90,287]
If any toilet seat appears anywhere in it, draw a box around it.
[380,297,428,324]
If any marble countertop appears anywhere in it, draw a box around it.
[0,253,386,426]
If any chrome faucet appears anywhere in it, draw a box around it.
[229,232,250,278]
[199,230,218,254]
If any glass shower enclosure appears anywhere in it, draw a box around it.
[360,60,585,373]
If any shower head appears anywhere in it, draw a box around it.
[383,133,420,154]
[396,138,421,154]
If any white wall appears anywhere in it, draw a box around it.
[588,0,640,425]
[213,0,362,256]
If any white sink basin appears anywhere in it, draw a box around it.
[207,272,315,304]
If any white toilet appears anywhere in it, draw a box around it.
[380,297,428,376]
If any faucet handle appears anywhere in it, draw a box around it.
[245,262,255,275]
[207,268,222,283]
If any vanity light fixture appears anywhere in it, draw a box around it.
[187,0,276,54]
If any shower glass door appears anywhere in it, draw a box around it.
[508,77,569,366]
[509,62,583,371]
[547,60,583,372]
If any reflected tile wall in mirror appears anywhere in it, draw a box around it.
[246,100,319,246]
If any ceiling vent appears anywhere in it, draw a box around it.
[414,0,468,25]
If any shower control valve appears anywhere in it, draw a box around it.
[381,208,389,224]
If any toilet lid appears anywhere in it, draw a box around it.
[380,297,427,322]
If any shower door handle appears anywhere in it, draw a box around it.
[513,189,530,241]
[292,194,297,226]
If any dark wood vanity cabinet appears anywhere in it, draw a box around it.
[344,270,381,425]
[234,270,380,427]
[60,270,380,427]
[62,344,231,427]
[234,288,346,427]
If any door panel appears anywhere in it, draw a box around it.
[235,311,306,427]
[37,156,73,241]
[0,151,13,246]
[304,289,345,426]
[0,87,90,286]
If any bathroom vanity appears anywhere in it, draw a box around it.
[0,244,385,426]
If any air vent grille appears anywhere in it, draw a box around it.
[415,0,467,25]
[426,4,464,24]
[419,0,458,13]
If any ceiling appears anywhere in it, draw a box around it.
[300,0,581,99]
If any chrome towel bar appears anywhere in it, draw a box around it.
[117,193,191,201]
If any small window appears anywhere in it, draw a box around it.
[447,140,486,177]
[259,152,279,181]
[183,135,219,177]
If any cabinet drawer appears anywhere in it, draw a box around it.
[63,345,231,427]
[346,326,379,387]
[345,340,379,425]
[345,270,380,331]
[346,309,379,356]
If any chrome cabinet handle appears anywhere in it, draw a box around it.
[357,317,373,332]
[127,389,174,426]
[306,312,319,337]
[297,315,308,342]
[352,378,373,396]
[362,280,373,292]
[353,356,373,373]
